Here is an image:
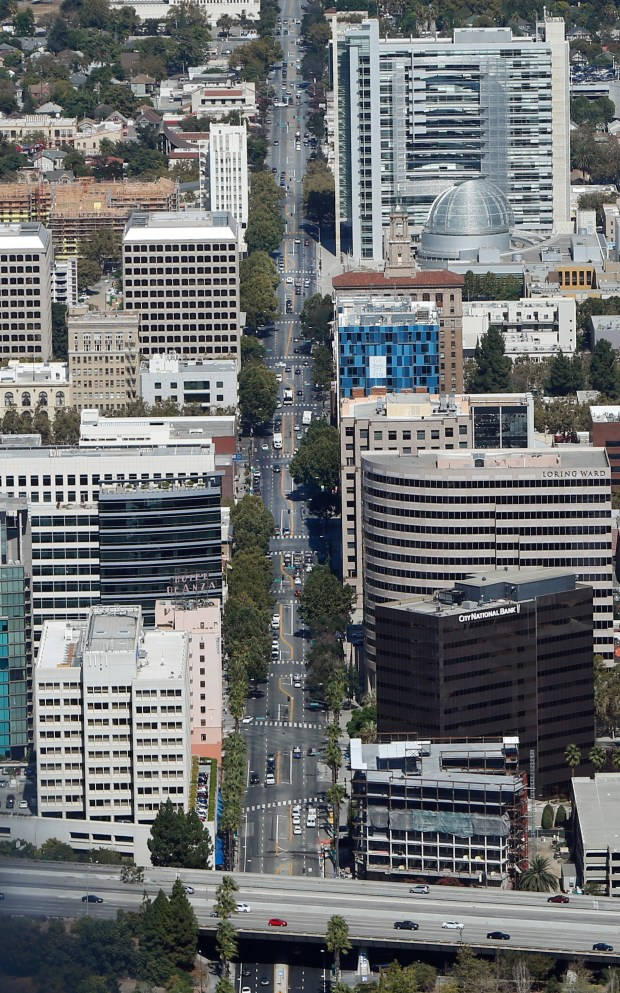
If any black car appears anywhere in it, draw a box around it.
[250,771,260,785]
[296,389,303,396]
[5,795,14,809]
[487,931,510,941]
[593,942,614,952]
[0,892,4,900]
[394,920,419,930]
[82,894,104,903]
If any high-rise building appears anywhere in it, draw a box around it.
[340,391,535,616]
[374,571,595,794]
[122,210,241,363]
[329,16,571,261]
[361,447,613,678]
[35,605,191,823]
[332,267,464,395]
[336,297,439,401]
[68,312,140,412]
[0,499,32,760]
[207,124,248,243]
[0,222,52,361]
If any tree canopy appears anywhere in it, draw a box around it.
[299,564,354,636]
[300,293,333,346]
[240,250,279,330]
[147,798,213,868]
[467,325,512,393]
[239,361,279,428]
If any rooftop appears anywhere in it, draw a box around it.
[332,269,464,291]
[124,209,237,242]
[144,354,236,374]
[590,406,620,423]
[0,361,68,384]
[0,221,50,250]
[338,296,438,326]
[340,390,533,420]
[572,774,620,851]
[362,446,609,475]
[350,737,521,788]
[79,408,235,447]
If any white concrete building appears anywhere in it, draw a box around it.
[110,0,259,24]
[571,773,620,896]
[0,222,52,361]
[79,408,236,448]
[140,354,238,412]
[0,114,77,148]
[208,124,249,241]
[190,82,256,120]
[122,210,241,364]
[462,297,576,359]
[51,258,78,308]
[35,605,191,824]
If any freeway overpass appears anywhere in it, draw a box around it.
[1,861,619,962]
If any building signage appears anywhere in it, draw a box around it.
[368,355,387,379]
[541,469,606,479]
[167,571,216,594]
[458,604,520,623]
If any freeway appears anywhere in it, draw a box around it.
[2,862,620,960]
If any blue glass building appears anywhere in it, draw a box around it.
[0,499,31,760]
[337,298,440,399]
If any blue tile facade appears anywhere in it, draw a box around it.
[338,318,440,398]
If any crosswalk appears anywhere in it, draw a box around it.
[245,794,324,813]
[268,659,305,666]
[253,719,321,729]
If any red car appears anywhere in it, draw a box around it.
[547,895,569,904]
[268,918,288,927]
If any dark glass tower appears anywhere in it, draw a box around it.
[0,498,32,759]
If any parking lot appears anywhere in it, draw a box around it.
[0,763,36,816]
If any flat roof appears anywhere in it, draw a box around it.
[350,737,521,787]
[86,608,139,653]
[340,391,532,420]
[572,774,620,851]
[591,406,620,423]
[124,209,237,242]
[362,446,608,475]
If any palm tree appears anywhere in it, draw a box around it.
[589,744,609,775]
[216,918,238,973]
[327,782,346,873]
[325,914,351,979]
[518,855,558,893]
[360,721,378,744]
[214,874,239,919]
[325,737,342,785]
[564,743,582,775]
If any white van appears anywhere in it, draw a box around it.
[272,613,280,630]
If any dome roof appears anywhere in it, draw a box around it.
[424,178,514,237]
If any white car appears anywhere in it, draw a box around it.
[241,715,254,724]
[293,824,302,835]
[236,903,251,913]
[286,276,294,284]
[442,921,464,929]
[265,774,275,785]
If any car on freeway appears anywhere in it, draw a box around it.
[268,918,287,927]
[394,920,419,930]
[250,771,260,785]
[82,894,104,903]
[295,367,301,374]
[547,894,569,904]
[409,885,429,894]
[487,931,510,941]
[236,903,251,913]
[0,892,4,899]
[442,921,464,929]
[293,746,302,758]
[183,885,195,895]
[593,943,614,952]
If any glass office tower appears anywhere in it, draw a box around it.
[0,498,32,759]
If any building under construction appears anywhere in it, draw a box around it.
[0,178,178,256]
[350,738,528,887]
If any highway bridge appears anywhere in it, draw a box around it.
[1,861,619,962]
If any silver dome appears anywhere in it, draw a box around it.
[424,178,514,237]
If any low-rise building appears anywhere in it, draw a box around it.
[110,0,259,24]
[140,354,237,412]
[190,82,256,120]
[590,315,620,351]
[351,738,527,886]
[79,408,236,448]
[571,773,620,896]
[0,361,71,415]
[68,312,140,413]
[462,297,576,359]
[0,113,77,148]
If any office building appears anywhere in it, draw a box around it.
[332,267,464,395]
[336,297,439,401]
[571,774,620,896]
[0,361,71,415]
[463,297,576,359]
[340,391,535,615]
[123,210,240,363]
[361,447,613,677]
[0,222,52,361]
[207,124,248,241]
[330,16,570,261]
[155,600,222,758]
[141,354,238,412]
[375,571,595,794]
[351,738,527,885]
[0,499,31,759]
[591,407,620,489]
[35,605,191,823]
[68,313,140,413]
[51,258,78,308]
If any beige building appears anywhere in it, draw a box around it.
[341,391,535,617]
[0,113,77,148]
[68,312,140,412]
[0,361,71,414]
[0,221,53,361]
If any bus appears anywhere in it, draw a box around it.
[283,388,293,405]
[302,410,312,426]
[273,432,283,450]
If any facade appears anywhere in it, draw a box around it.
[375,571,595,794]
[340,391,535,615]
[68,312,140,413]
[207,124,249,240]
[51,258,78,308]
[361,446,613,673]
[336,297,439,400]
[35,605,191,824]
[332,269,464,395]
[79,408,236,448]
[98,478,223,624]
[190,83,257,120]
[351,738,527,885]
[155,600,222,758]
[140,354,238,412]
[463,296,576,359]
[0,114,77,148]
[571,773,620,896]
[591,407,620,489]
[0,361,71,415]
[0,222,52,361]
[123,210,241,363]
[330,16,571,261]
[0,499,31,759]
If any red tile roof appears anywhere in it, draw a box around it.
[332,269,464,289]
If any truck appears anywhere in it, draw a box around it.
[302,410,312,426]
[283,388,293,405]
[273,432,283,450]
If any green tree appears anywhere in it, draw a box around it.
[52,302,68,359]
[545,351,584,396]
[541,803,554,830]
[564,743,582,776]
[325,669,347,721]
[463,271,523,301]
[303,159,335,226]
[241,335,266,365]
[555,804,568,828]
[594,658,620,737]
[147,799,212,869]
[140,890,174,985]
[246,204,285,254]
[168,879,198,970]
[290,420,340,493]
[77,257,102,292]
[300,293,333,346]
[214,874,239,919]
[240,251,279,330]
[63,148,90,177]
[325,915,351,978]
[518,855,558,893]
[216,918,238,970]
[48,16,71,53]
[590,339,618,397]
[327,782,346,872]
[468,325,512,392]
[81,228,122,268]
[313,345,334,393]
[299,565,354,636]
[38,837,75,860]
[230,494,274,554]
[324,728,342,784]
[451,946,493,993]
[238,361,278,428]
[589,743,608,773]
[53,407,81,444]
[14,8,35,35]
